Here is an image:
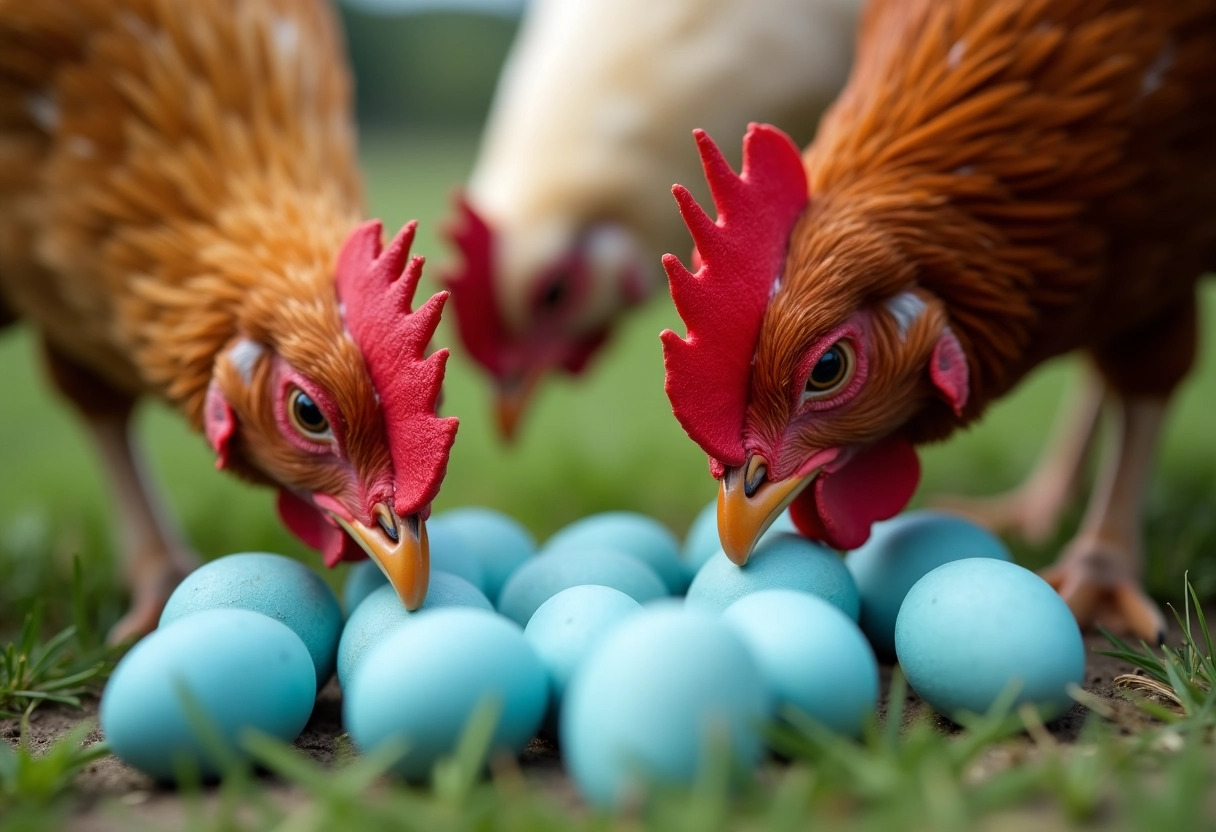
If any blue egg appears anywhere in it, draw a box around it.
[497,549,668,627]
[523,586,642,725]
[686,533,859,620]
[428,508,536,603]
[561,605,771,808]
[426,519,487,593]
[343,560,388,616]
[845,511,1012,660]
[160,552,343,688]
[337,571,493,688]
[345,607,549,781]
[543,512,687,594]
[895,558,1085,722]
[682,499,721,576]
[723,590,878,737]
[101,609,315,781]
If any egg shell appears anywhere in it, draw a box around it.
[426,519,487,593]
[337,571,493,688]
[343,560,388,617]
[101,609,315,782]
[523,585,642,727]
[428,508,537,603]
[159,552,343,688]
[683,502,798,577]
[497,548,668,627]
[561,604,771,808]
[845,511,1012,660]
[895,558,1085,722]
[722,590,878,737]
[344,607,549,781]
[686,533,859,620]
[543,512,687,594]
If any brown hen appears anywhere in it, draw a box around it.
[662,0,1216,642]
[0,0,458,640]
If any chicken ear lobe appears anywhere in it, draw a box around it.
[929,327,969,416]
[203,379,236,470]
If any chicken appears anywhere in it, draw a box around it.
[0,0,458,640]
[443,0,862,440]
[661,0,1216,643]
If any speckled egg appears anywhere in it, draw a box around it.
[337,571,493,688]
[523,585,642,725]
[344,607,549,781]
[101,609,315,781]
[497,549,668,627]
[895,558,1085,722]
[428,508,537,603]
[845,511,1012,660]
[543,512,687,594]
[723,590,878,737]
[561,604,771,808]
[683,501,797,577]
[685,533,859,620]
[159,552,343,688]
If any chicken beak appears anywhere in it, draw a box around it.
[336,504,429,610]
[718,455,817,566]
[494,372,542,443]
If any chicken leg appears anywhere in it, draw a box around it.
[933,365,1105,545]
[1040,395,1168,644]
[42,344,196,643]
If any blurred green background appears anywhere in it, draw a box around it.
[1,4,1213,633]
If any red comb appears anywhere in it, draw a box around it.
[441,193,510,379]
[336,220,459,518]
[660,123,808,468]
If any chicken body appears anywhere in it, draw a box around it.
[663,0,1216,642]
[0,0,457,639]
[445,0,862,439]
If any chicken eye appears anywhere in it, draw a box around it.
[288,388,332,440]
[803,341,854,399]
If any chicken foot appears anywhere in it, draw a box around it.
[1041,395,1168,644]
[42,345,196,643]
[933,365,1105,544]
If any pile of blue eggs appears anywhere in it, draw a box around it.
[100,504,1086,806]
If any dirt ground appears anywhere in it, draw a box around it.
[1,624,1181,831]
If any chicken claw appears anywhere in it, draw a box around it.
[1041,540,1166,644]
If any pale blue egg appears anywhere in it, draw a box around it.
[561,605,771,808]
[497,549,668,627]
[523,586,642,726]
[845,511,1011,660]
[543,512,687,594]
[681,499,721,576]
[683,501,797,577]
[344,607,549,781]
[428,508,536,603]
[895,558,1085,722]
[426,519,487,593]
[723,590,878,737]
[337,571,493,688]
[342,560,387,616]
[159,552,342,688]
[685,533,859,620]
[101,609,315,781]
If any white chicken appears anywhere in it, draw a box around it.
[443,0,863,439]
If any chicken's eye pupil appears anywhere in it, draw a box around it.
[292,391,328,433]
[809,347,846,390]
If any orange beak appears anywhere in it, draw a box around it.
[494,372,543,443]
[718,455,817,566]
[336,503,429,610]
